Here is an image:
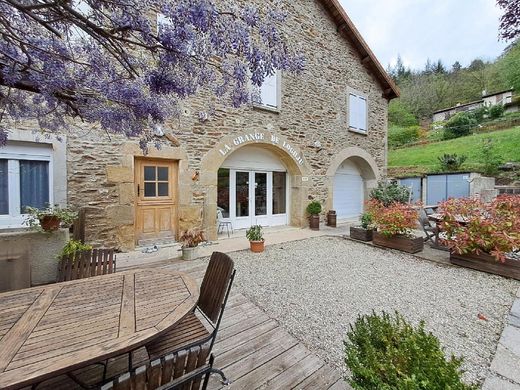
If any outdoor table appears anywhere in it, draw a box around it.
[0,269,199,390]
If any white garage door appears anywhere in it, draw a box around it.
[333,160,364,219]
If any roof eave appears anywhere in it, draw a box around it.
[318,0,400,100]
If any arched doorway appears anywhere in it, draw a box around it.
[217,146,289,229]
[327,147,380,221]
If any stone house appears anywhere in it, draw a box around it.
[0,0,398,251]
[432,89,515,122]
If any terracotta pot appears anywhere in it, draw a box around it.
[39,216,61,232]
[350,226,373,242]
[372,231,424,253]
[309,215,320,231]
[249,240,265,253]
[450,251,520,280]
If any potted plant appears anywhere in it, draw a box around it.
[350,212,374,241]
[439,195,520,280]
[307,201,322,231]
[58,239,93,260]
[179,228,205,260]
[246,225,265,253]
[368,200,424,253]
[24,205,78,232]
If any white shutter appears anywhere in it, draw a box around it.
[260,72,278,108]
[349,93,367,133]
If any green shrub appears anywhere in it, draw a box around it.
[488,104,505,119]
[360,212,373,230]
[369,181,410,206]
[306,201,322,215]
[471,106,488,122]
[443,112,477,140]
[344,311,476,390]
[438,153,467,171]
[480,138,502,176]
[388,125,421,148]
[59,239,92,260]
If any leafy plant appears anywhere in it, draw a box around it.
[58,239,92,260]
[438,195,520,262]
[246,225,264,242]
[345,311,476,390]
[369,181,410,206]
[388,101,419,127]
[480,138,502,176]
[471,106,488,122]
[359,212,373,230]
[443,112,477,140]
[438,153,467,171]
[488,104,505,119]
[388,125,422,148]
[23,205,78,230]
[367,200,419,237]
[306,201,322,216]
[179,228,205,248]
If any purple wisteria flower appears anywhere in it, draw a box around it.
[0,0,305,148]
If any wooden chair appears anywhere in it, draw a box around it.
[57,249,116,282]
[143,252,236,385]
[419,208,439,245]
[101,348,214,390]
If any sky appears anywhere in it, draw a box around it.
[339,0,509,71]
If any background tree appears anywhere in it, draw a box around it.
[0,0,304,148]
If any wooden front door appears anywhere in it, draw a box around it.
[135,159,178,244]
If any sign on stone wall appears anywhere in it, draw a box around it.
[218,132,304,166]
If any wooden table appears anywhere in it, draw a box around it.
[0,269,199,390]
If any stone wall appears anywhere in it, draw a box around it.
[64,0,390,251]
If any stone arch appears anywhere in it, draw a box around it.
[325,147,381,215]
[200,132,312,239]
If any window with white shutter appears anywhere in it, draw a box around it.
[253,71,280,110]
[348,90,368,134]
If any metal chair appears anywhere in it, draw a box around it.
[144,252,236,385]
[217,209,233,238]
[57,248,116,282]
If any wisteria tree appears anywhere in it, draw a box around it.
[0,0,304,148]
[497,0,520,41]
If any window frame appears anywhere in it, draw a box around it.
[347,87,369,135]
[0,144,53,229]
[252,70,282,112]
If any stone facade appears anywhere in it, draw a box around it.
[4,1,393,251]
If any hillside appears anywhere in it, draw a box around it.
[388,127,520,176]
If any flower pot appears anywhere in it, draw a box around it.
[39,216,61,232]
[373,231,424,253]
[249,240,265,253]
[450,251,520,280]
[350,226,373,242]
[182,246,199,261]
[309,215,320,231]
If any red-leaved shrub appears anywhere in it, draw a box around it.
[367,200,419,237]
[439,195,520,262]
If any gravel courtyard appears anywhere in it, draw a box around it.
[230,236,520,385]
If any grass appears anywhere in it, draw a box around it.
[388,127,520,174]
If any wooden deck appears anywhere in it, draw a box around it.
[155,258,348,390]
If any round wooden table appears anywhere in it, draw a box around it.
[0,269,199,390]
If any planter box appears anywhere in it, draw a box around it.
[309,215,320,231]
[350,226,373,242]
[450,252,520,280]
[182,247,199,261]
[373,231,424,254]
